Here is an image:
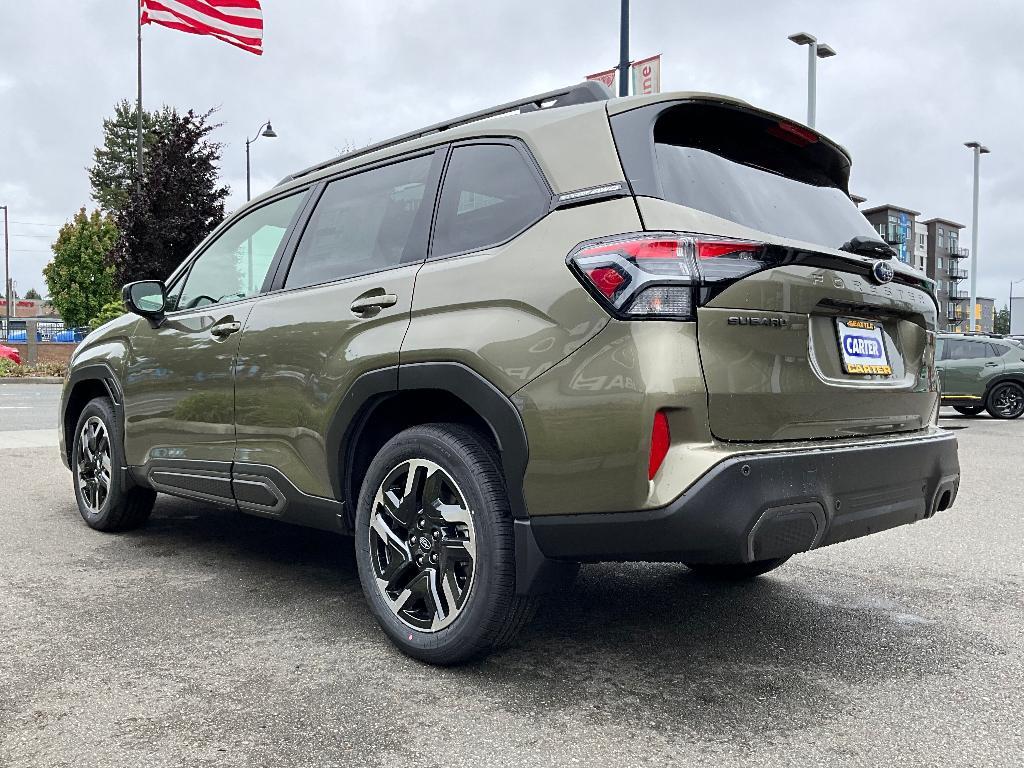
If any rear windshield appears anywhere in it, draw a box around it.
[614,102,879,250]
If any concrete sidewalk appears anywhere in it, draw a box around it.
[0,429,58,450]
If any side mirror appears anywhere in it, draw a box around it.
[122,280,166,322]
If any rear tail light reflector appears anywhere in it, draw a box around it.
[649,411,671,480]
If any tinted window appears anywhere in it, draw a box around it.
[943,340,991,361]
[285,155,432,289]
[990,342,1011,357]
[432,144,548,257]
[616,103,878,250]
[176,193,303,311]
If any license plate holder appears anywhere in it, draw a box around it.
[836,318,892,376]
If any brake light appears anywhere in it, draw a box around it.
[569,232,768,319]
[649,411,670,480]
[768,120,819,147]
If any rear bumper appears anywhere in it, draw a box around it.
[527,430,960,564]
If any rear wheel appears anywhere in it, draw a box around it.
[354,423,534,665]
[684,557,790,580]
[986,382,1024,419]
[953,406,984,417]
[71,398,156,531]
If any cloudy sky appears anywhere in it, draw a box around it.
[1,1,1021,305]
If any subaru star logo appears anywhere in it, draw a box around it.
[872,260,894,285]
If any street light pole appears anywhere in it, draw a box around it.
[1,205,8,338]
[617,0,630,97]
[787,32,836,128]
[245,120,278,202]
[964,141,990,332]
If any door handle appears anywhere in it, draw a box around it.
[350,293,398,313]
[210,321,242,338]
[984,362,999,367]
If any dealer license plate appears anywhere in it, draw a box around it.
[836,318,892,376]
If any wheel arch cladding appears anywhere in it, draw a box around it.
[328,362,531,523]
[61,364,122,467]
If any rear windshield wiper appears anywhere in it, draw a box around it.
[839,236,896,259]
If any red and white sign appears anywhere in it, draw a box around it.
[631,54,661,96]
[586,68,617,91]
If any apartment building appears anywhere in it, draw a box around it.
[858,204,971,332]
[860,204,918,266]
[920,218,968,331]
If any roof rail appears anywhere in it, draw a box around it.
[277,80,613,186]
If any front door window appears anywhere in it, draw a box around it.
[174,193,305,311]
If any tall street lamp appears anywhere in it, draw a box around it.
[245,120,278,201]
[1,205,8,338]
[964,141,990,332]
[788,32,836,129]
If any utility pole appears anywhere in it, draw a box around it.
[1,205,9,337]
[618,0,630,97]
[964,141,990,332]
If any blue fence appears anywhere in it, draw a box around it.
[1,320,87,344]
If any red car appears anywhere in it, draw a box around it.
[0,344,21,365]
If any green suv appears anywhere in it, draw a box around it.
[937,333,1024,418]
[60,83,960,664]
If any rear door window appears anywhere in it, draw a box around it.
[431,143,549,258]
[943,339,990,360]
[284,154,433,289]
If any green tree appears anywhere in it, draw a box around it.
[88,100,175,214]
[43,209,120,328]
[88,298,127,330]
[108,108,229,287]
[994,305,1010,334]
[24,288,42,300]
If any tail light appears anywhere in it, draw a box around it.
[568,232,768,319]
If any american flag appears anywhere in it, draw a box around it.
[141,0,264,56]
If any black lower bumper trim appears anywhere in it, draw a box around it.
[529,431,960,564]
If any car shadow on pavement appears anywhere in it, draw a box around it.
[119,496,991,737]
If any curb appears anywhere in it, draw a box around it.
[0,377,64,385]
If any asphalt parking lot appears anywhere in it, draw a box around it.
[1,383,1021,767]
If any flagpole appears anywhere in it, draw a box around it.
[136,0,143,194]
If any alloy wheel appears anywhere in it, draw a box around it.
[368,458,476,632]
[991,384,1024,418]
[77,416,112,514]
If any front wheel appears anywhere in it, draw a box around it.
[953,405,984,417]
[986,382,1024,419]
[354,423,535,665]
[71,398,156,531]
[684,557,790,580]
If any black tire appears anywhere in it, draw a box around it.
[354,423,535,665]
[986,382,1024,420]
[684,556,790,580]
[71,397,156,532]
[953,406,984,417]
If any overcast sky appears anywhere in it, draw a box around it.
[1,1,1021,305]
